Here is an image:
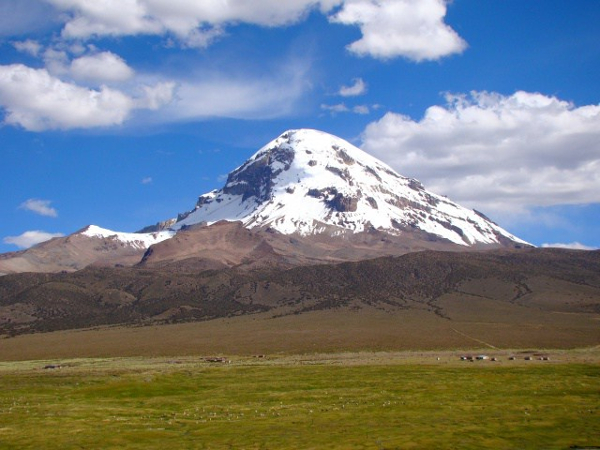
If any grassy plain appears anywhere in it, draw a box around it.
[0,351,599,449]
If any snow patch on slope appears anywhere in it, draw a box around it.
[81,225,175,250]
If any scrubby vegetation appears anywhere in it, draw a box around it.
[1,248,599,337]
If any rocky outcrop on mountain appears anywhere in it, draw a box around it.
[137,218,178,233]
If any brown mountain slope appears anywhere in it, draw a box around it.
[0,220,507,275]
[139,220,480,271]
[1,248,598,344]
[0,230,149,274]
[139,221,285,271]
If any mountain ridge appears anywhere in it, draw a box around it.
[1,248,598,342]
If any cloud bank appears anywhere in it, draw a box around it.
[0,64,174,131]
[541,242,598,251]
[43,0,464,60]
[3,230,65,249]
[362,91,600,215]
[0,0,466,130]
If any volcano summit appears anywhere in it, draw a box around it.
[169,129,526,247]
[1,129,528,274]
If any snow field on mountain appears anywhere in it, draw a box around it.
[82,225,175,250]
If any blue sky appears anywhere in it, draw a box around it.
[1,0,599,252]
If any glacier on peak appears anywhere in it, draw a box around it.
[171,129,527,247]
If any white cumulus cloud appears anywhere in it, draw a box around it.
[0,59,301,129]
[45,0,341,47]
[47,0,163,38]
[0,64,175,131]
[3,230,65,249]
[361,91,600,216]
[0,64,133,130]
[42,0,464,60]
[70,51,135,83]
[330,0,466,61]
[339,77,366,96]
[19,199,58,217]
[13,39,42,56]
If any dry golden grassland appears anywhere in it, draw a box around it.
[1,306,599,361]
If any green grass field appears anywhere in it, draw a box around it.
[1,353,599,449]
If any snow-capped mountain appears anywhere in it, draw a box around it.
[0,129,528,275]
[173,129,526,247]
